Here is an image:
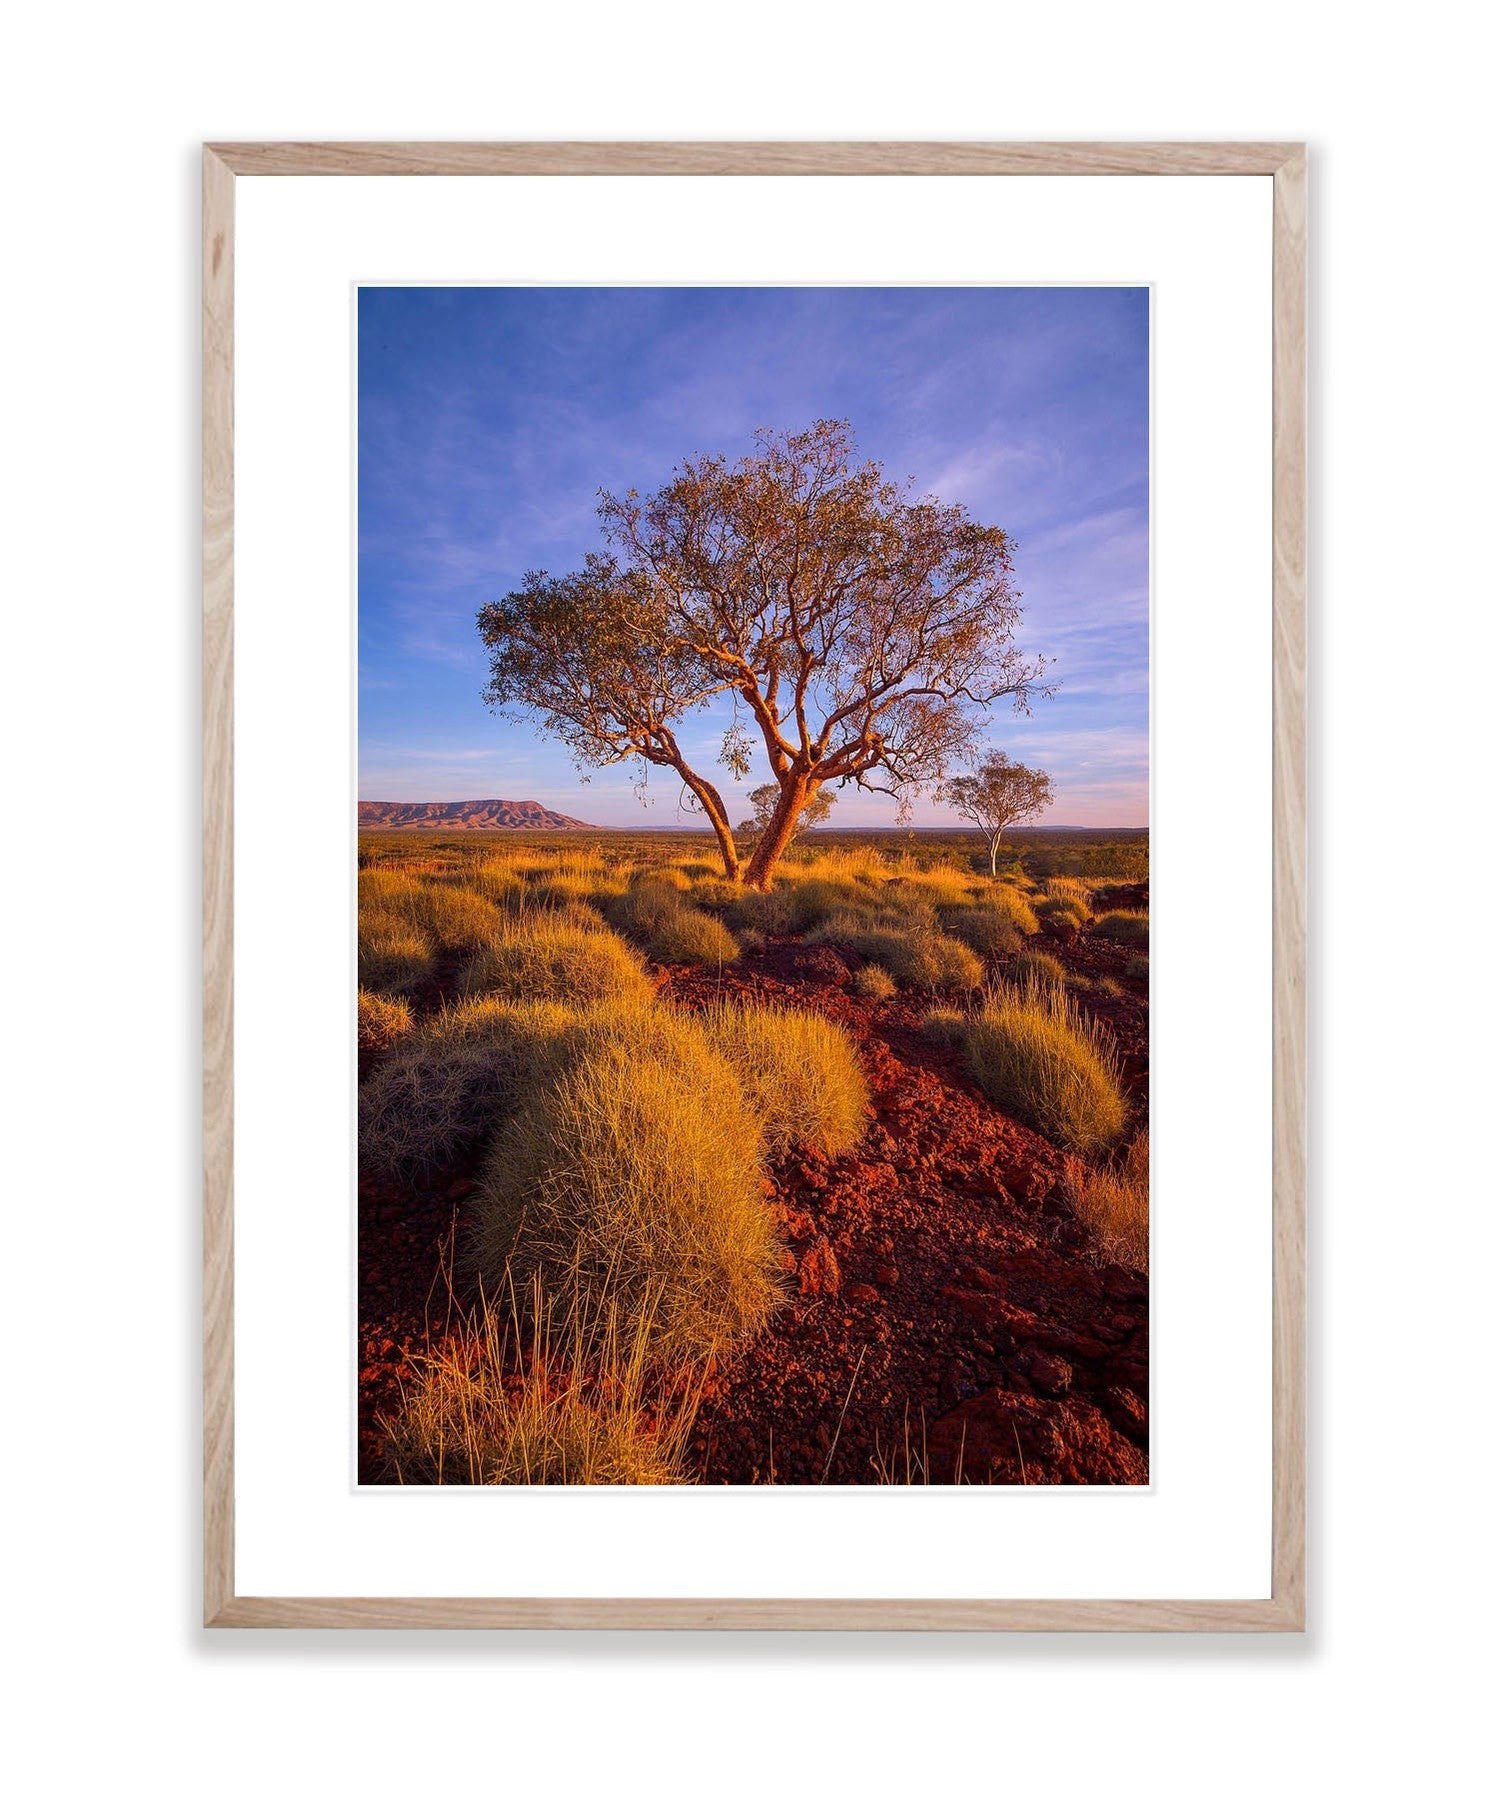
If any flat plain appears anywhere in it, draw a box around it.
[357,825,1149,1485]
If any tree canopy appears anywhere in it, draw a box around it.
[738,781,834,843]
[478,420,1048,887]
[939,751,1054,875]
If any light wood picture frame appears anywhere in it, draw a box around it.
[203,140,1306,1631]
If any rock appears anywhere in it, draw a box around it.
[1103,1385,1149,1448]
[997,1161,1051,1201]
[1012,1347,1073,1396]
[874,1263,900,1287]
[797,1235,841,1297]
[927,1389,1148,1485]
[848,1282,881,1304]
[791,946,850,987]
[1103,1265,1147,1301]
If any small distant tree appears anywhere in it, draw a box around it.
[940,751,1053,876]
[738,782,835,846]
[478,421,1048,889]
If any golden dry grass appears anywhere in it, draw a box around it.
[1034,894,1089,928]
[384,1279,698,1485]
[466,913,654,1007]
[358,924,435,994]
[851,962,896,1000]
[943,905,1024,962]
[1093,910,1150,946]
[1068,1132,1149,1272]
[647,907,739,966]
[921,1007,967,1048]
[809,917,983,993]
[976,883,1041,936]
[1010,948,1067,989]
[361,1000,583,1179]
[786,875,875,932]
[358,988,414,1053]
[472,1006,784,1361]
[724,886,796,936]
[1041,876,1093,913]
[609,876,739,965]
[702,1001,868,1158]
[359,867,502,950]
[962,979,1128,1155]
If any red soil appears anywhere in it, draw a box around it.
[358,926,1149,1486]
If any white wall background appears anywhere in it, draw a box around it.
[3,5,1492,1794]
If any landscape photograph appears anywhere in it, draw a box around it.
[357,286,1149,1486]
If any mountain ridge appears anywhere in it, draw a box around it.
[358,799,600,831]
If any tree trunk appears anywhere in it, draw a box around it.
[677,767,740,881]
[988,830,1002,877]
[743,773,812,890]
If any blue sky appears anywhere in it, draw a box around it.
[359,286,1148,826]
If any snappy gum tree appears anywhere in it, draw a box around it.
[738,781,835,845]
[478,421,1047,889]
[940,751,1054,875]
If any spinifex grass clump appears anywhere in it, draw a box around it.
[702,1002,868,1158]
[851,962,896,1000]
[1034,895,1089,929]
[1066,1131,1149,1272]
[977,884,1041,936]
[360,1001,581,1180]
[1093,910,1150,946]
[943,906,1024,962]
[359,867,503,951]
[608,877,739,966]
[1040,876,1093,914]
[358,988,414,1054]
[647,907,739,966]
[723,886,795,936]
[384,1280,699,1486]
[1010,948,1067,989]
[809,916,983,993]
[466,913,654,1007]
[921,1007,967,1048]
[473,1007,784,1361]
[881,866,978,912]
[785,875,876,934]
[358,924,435,995]
[962,979,1128,1155]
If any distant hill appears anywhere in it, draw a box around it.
[358,799,600,831]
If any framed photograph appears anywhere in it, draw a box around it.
[204,141,1305,1629]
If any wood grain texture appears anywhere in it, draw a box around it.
[211,1595,1303,1631]
[1270,147,1308,1630]
[202,145,235,1627]
[202,141,1308,1631]
[206,140,1300,178]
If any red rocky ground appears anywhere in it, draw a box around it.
[359,917,1149,1486]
